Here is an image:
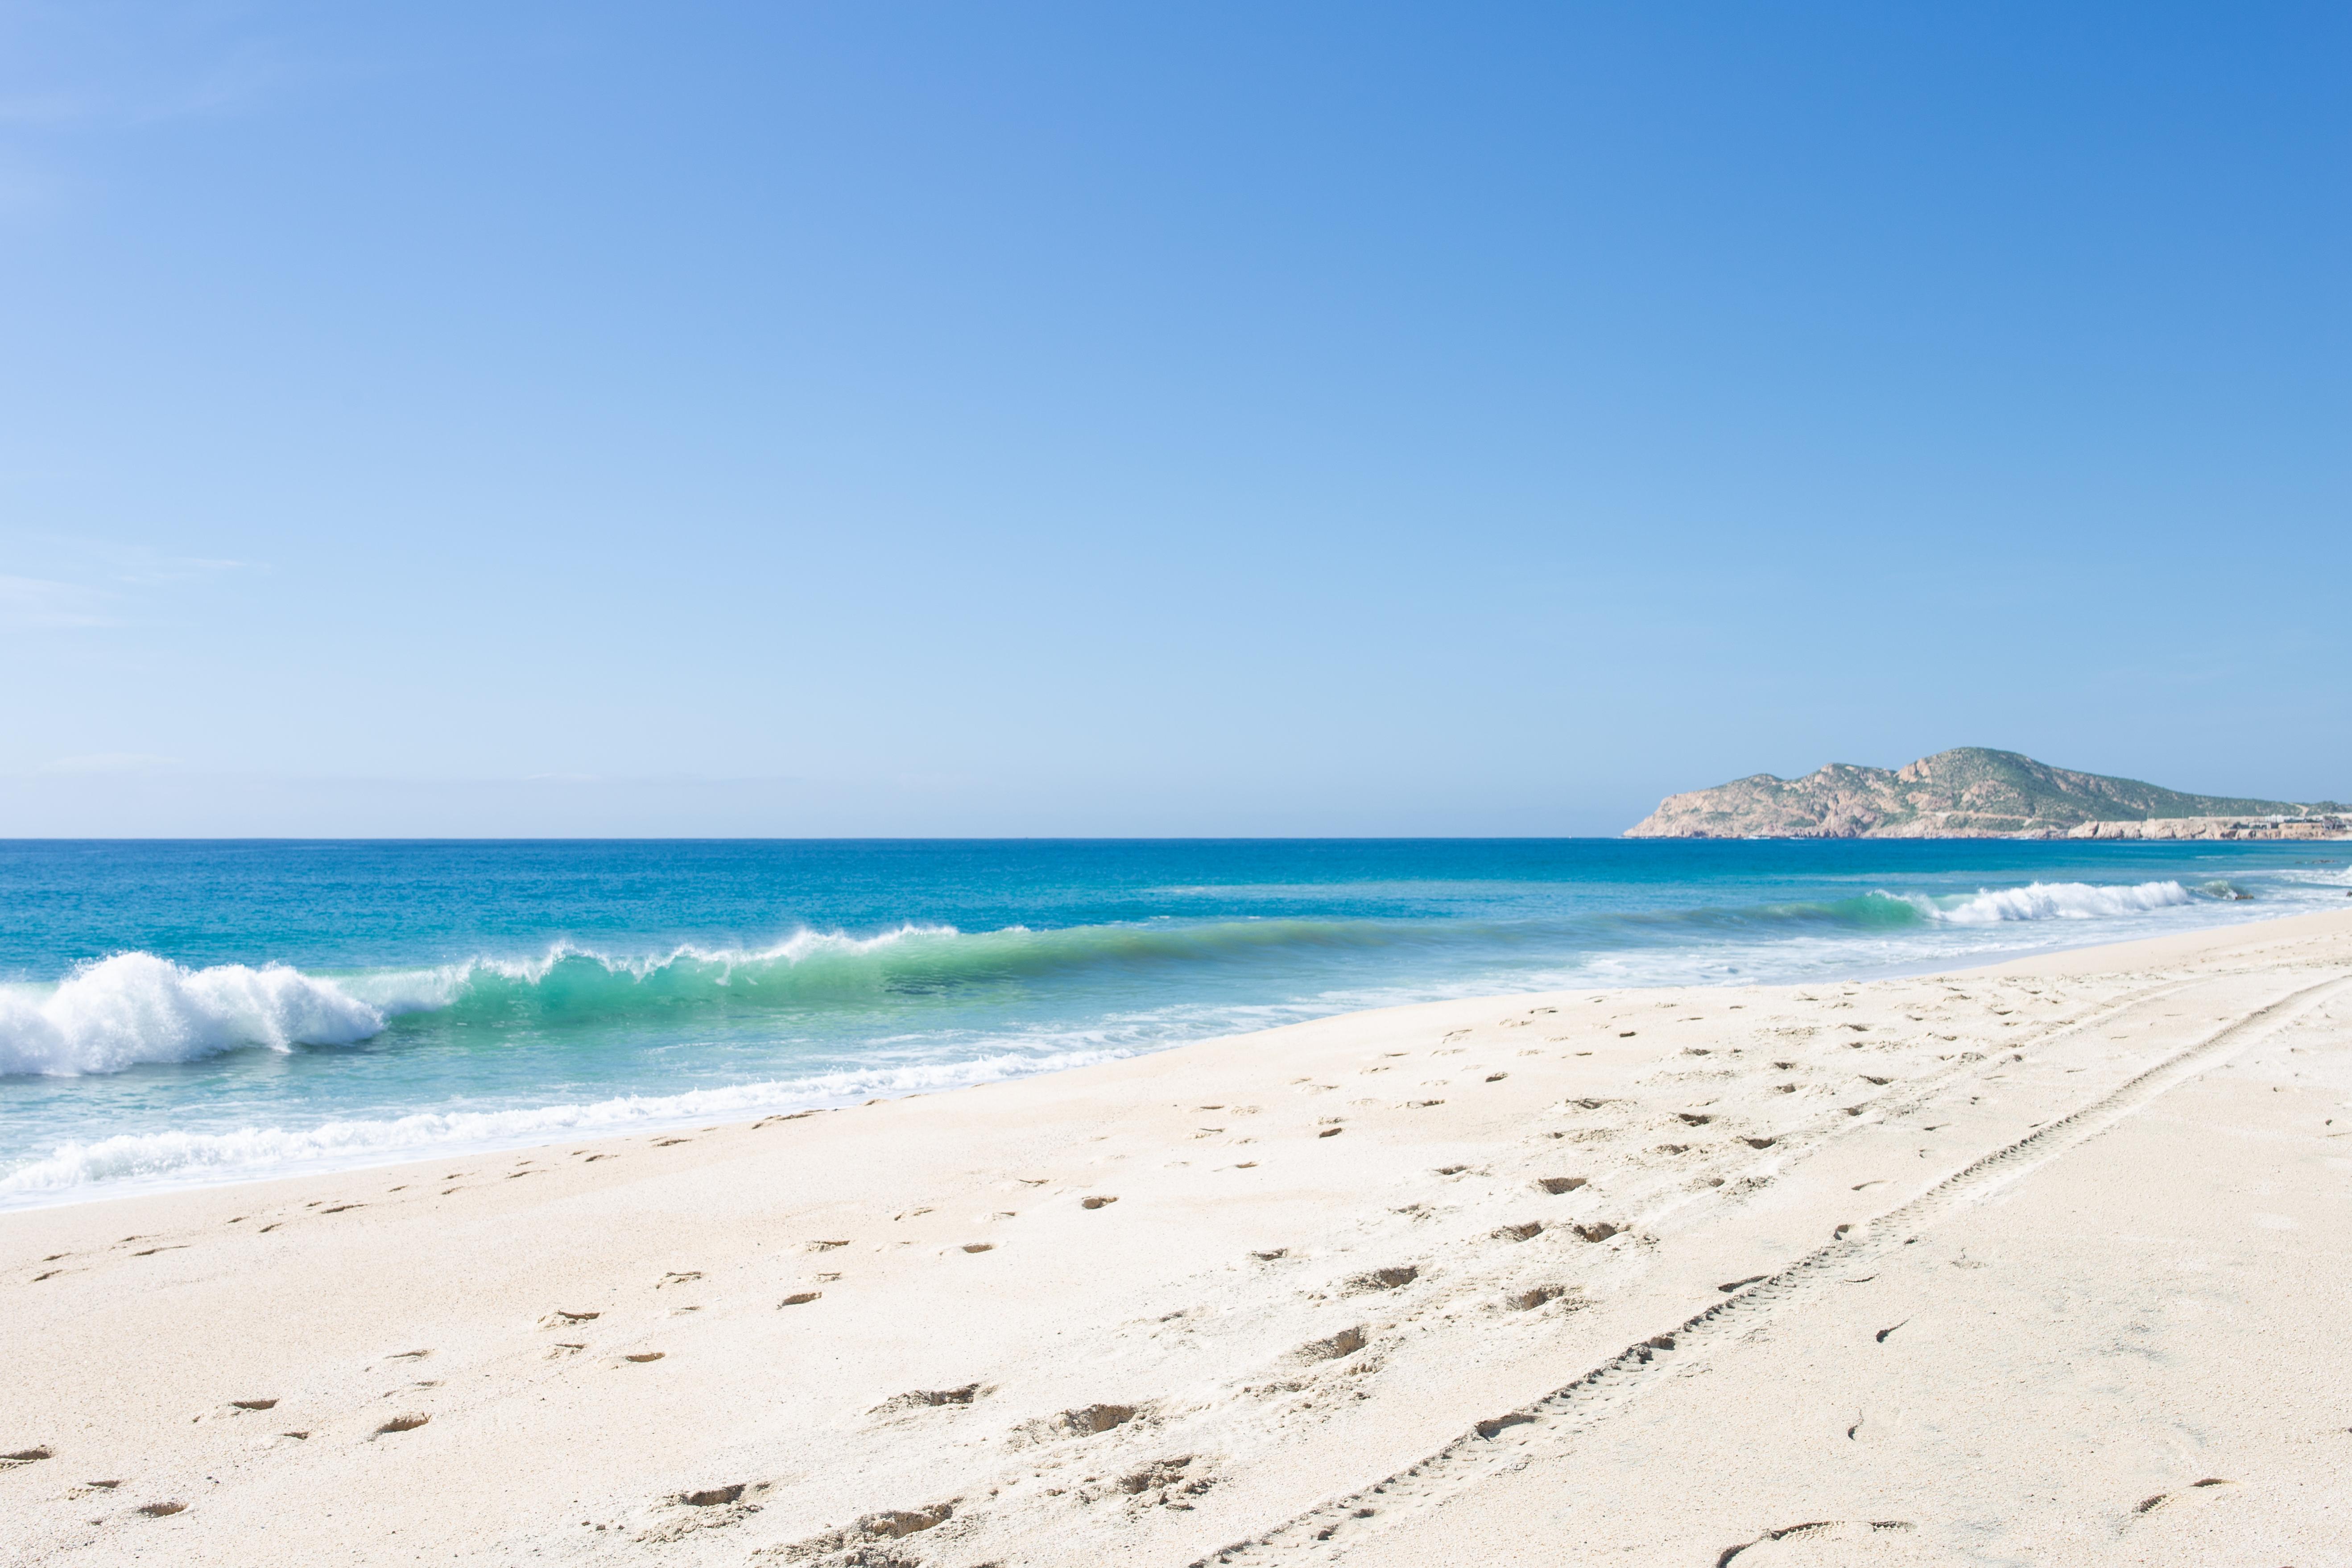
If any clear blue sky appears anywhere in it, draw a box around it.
[2,2,2345,836]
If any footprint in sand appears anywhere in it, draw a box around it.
[777,1501,953,1556]
[1294,1327,1368,1363]
[374,1415,430,1436]
[2136,1478,2234,1515]
[1119,1454,1210,1506]
[1011,1403,1138,1444]
[1717,1519,1915,1562]
[871,1384,981,1414]
[1344,1266,1418,1292]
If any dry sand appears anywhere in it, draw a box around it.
[4,910,2349,1567]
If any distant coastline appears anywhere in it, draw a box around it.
[1627,747,2350,840]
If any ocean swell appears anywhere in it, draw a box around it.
[0,919,1412,1077]
[350,919,1422,1024]
[0,885,2217,1080]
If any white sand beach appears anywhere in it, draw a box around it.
[4,910,2348,1567]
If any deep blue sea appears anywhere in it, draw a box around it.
[4,838,2346,1209]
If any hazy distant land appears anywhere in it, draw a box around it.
[1626,747,2350,840]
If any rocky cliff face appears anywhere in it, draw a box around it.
[1624,748,2346,839]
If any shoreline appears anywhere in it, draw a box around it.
[8,890,2347,1216]
[5,907,2349,1564]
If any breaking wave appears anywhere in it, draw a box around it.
[0,881,2223,1080]
[1910,879,2196,925]
[343,918,1408,1026]
[0,920,1412,1078]
[0,953,386,1077]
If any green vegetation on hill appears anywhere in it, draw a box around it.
[1907,748,2334,823]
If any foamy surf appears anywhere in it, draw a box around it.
[4,840,2339,1210]
[0,882,2258,1079]
[1917,879,2195,925]
[0,926,980,1078]
[0,1041,1138,1206]
[0,953,387,1077]
[0,920,1418,1077]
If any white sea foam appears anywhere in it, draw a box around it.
[0,1043,1131,1205]
[1922,879,2195,925]
[0,953,387,1077]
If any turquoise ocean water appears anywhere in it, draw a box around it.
[3,838,2346,1209]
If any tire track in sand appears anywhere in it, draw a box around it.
[1195,970,2352,1566]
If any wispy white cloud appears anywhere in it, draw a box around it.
[0,5,306,131]
[0,542,255,630]
[0,4,314,219]
[94,544,252,587]
[0,90,89,128]
[41,751,178,774]
[0,572,119,628]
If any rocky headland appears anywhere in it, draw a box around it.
[1625,747,2349,840]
